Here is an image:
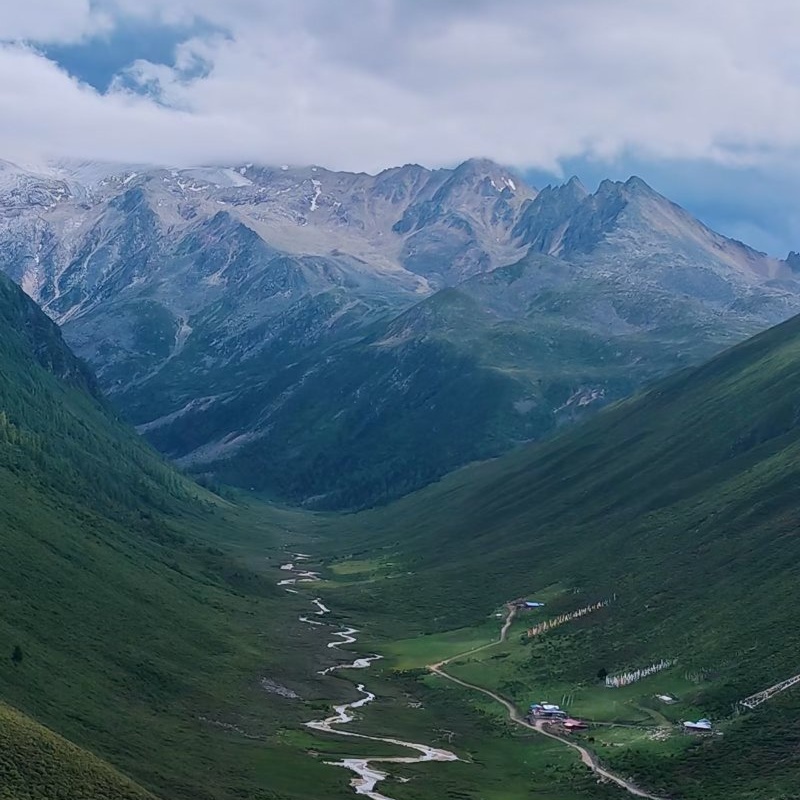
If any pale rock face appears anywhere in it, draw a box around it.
[0,157,798,509]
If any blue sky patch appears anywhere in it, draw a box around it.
[40,19,221,92]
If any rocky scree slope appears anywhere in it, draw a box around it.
[0,158,798,508]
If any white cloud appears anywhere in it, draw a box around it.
[0,1,110,43]
[2,0,800,172]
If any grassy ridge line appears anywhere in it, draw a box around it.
[0,700,157,800]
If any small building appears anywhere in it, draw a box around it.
[563,718,589,730]
[511,598,546,610]
[529,702,567,720]
[683,718,713,732]
[656,694,677,705]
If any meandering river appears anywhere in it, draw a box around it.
[279,560,459,800]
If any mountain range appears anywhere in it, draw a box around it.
[1,157,799,507]
[4,220,800,799]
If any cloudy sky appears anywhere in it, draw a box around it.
[1,0,799,254]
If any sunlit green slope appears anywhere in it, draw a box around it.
[323,310,800,799]
[0,699,156,800]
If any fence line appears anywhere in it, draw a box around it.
[740,672,800,709]
[605,659,676,688]
[525,600,610,639]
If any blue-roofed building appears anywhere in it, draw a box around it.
[512,598,546,610]
[528,702,566,720]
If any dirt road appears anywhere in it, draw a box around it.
[428,606,667,800]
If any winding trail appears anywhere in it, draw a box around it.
[429,606,667,800]
[278,561,459,800]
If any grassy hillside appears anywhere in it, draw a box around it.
[315,310,800,799]
[8,260,800,799]
[0,273,360,800]
[0,700,156,800]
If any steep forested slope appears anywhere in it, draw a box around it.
[0,272,328,800]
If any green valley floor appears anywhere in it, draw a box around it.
[251,541,800,800]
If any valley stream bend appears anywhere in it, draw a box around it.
[283,560,458,800]
[282,560,665,800]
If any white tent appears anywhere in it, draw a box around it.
[683,718,712,730]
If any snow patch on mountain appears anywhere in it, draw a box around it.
[309,179,322,211]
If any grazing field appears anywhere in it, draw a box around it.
[299,313,800,799]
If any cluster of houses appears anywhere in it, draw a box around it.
[511,595,717,739]
[526,697,713,737]
[527,702,588,731]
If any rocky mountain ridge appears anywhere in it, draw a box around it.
[1,157,798,507]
